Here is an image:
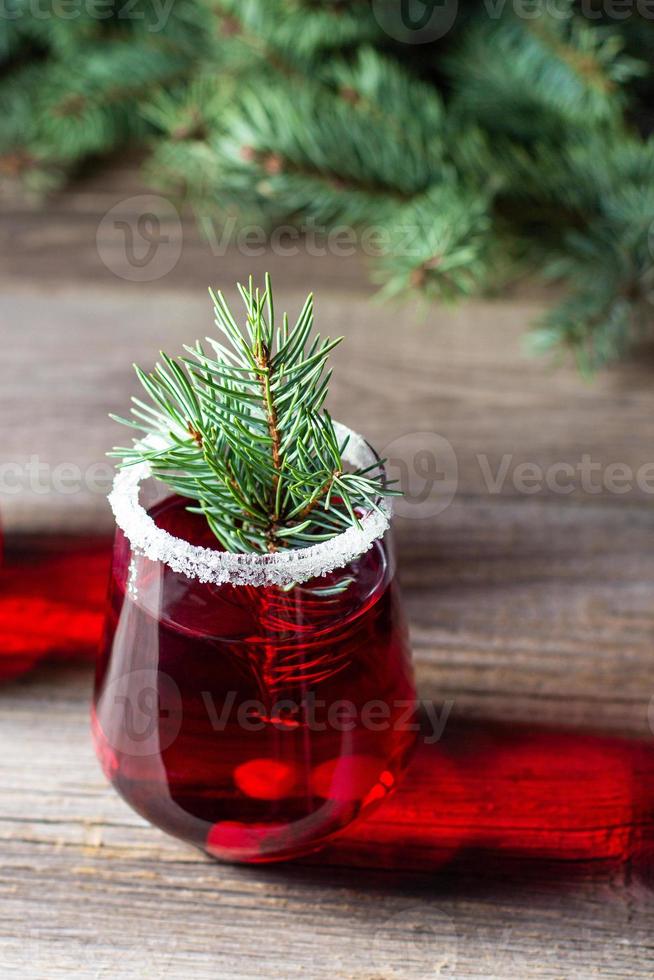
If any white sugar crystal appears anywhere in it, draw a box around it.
[108,422,392,587]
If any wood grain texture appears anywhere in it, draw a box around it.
[2,165,654,978]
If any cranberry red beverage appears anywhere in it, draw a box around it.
[93,488,415,862]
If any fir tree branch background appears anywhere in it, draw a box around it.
[111,274,394,553]
[2,0,653,371]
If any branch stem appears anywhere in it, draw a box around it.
[256,343,282,551]
[296,469,341,520]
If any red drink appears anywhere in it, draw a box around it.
[93,495,416,863]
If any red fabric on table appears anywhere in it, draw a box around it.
[0,538,112,683]
[323,721,654,877]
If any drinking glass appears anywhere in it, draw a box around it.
[93,426,417,862]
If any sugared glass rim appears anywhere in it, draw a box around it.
[108,422,392,587]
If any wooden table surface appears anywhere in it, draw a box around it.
[2,163,654,978]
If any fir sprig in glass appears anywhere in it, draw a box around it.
[111,275,394,554]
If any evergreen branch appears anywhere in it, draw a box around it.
[6,0,654,370]
[111,276,395,553]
